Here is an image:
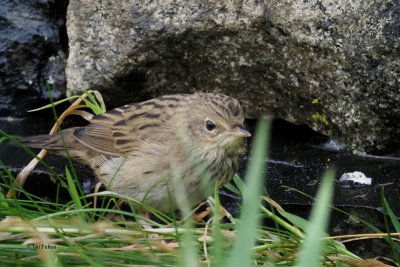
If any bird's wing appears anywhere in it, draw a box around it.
[73,124,121,156]
[73,103,170,156]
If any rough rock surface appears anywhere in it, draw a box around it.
[66,0,400,152]
[0,0,68,116]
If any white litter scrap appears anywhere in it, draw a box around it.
[339,171,372,185]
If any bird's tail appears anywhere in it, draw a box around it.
[18,128,90,165]
[19,127,79,151]
[19,134,65,150]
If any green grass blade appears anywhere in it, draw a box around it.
[382,189,400,233]
[381,187,400,264]
[0,135,20,144]
[82,89,105,115]
[178,225,199,267]
[232,172,246,193]
[278,210,313,233]
[260,205,304,239]
[46,83,88,209]
[0,129,67,189]
[27,96,79,112]
[225,116,271,267]
[284,185,384,234]
[82,99,103,115]
[65,167,84,221]
[296,168,335,267]
[211,182,226,266]
[223,173,242,195]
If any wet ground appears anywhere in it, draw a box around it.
[0,111,399,261]
[222,119,400,261]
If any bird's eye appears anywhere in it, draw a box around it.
[205,120,216,131]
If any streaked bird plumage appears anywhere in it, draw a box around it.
[21,93,251,212]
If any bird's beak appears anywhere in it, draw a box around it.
[225,126,251,138]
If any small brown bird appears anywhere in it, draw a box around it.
[21,93,251,212]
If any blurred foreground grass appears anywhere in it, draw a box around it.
[0,90,398,266]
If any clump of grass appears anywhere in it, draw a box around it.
[0,89,396,266]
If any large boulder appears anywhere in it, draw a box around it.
[66,0,400,152]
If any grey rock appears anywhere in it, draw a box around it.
[0,0,68,116]
[66,0,400,152]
